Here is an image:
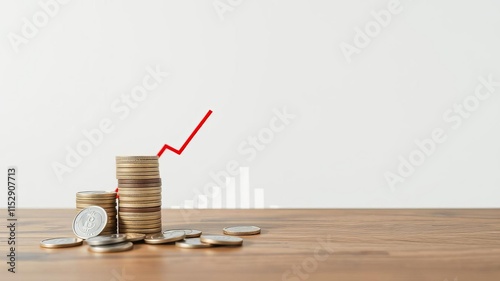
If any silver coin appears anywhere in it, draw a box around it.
[200,235,243,246]
[88,241,133,253]
[86,234,127,246]
[40,237,83,248]
[72,206,108,239]
[223,226,261,236]
[144,230,185,244]
[163,229,202,238]
[175,238,212,249]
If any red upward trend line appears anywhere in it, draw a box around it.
[157,110,213,157]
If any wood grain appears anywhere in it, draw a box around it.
[1,209,499,281]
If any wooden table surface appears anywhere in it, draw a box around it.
[1,209,499,281]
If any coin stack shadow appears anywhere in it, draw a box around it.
[75,191,117,235]
[116,156,162,234]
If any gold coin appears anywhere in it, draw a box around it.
[118,187,161,192]
[124,233,146,242]
[118,202,161,208]
[119,227,162,233]
[116,162,160,166]
[118,210,161,216]
[118,196,161,202]
[88,241,133,253]
[116,175,161,180]
[118,183,162,188]
[119,220,161,226]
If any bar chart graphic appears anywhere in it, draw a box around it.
[170,167,278,209]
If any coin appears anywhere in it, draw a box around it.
[120,227,161,234]
[118,211,161,217]
[40,237,83,248]
[118,179,161,184]
[144,231,185,244]
[116,155,158,161]
[88,241,134,253]
[119,219,161,226]
[223,226,261,236]
[124,233,146,242]
[72,206,108,239]
[164,229,202,238]
[175,238,212,249]
[76,191,116,198]
[86,234,127,246]
[118,206,161,212]
[118,202,161,208]
[116,163,159,168]
[117,175,161,180]
[200,235,243,246]
[118,183,162,188]
[118,196,161,202]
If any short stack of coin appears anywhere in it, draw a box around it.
[116,156,162,234]
[76,191,117,235]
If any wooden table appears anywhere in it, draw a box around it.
[1,209,499,281]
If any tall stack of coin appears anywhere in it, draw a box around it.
[75,191,117,235]
[116,156,162,234]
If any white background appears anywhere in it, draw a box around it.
[1,0,500,208]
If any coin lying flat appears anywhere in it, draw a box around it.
[164,229,202,238]
[176,238,212,249]
[223,226,261,236]
[88,241,134,253]
[72,206,108,239]
[144,231,186,244]
[200,235,243,246]
[76,191,116,198]
[40,237,83,248]
[86,234,127,246]
[124,233,146,242]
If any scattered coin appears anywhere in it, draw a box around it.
[200,235,243,246]
[124,233,146,242]
[164,229,202,238]
[72,206,108,239]
[176,238,213,249]
[144,231,186,244]
[40,237,83,248]
[86,234,127,246]
[223,226,261,236]
[88,241,134,253]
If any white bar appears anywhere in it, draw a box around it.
[211,186,222,209]
[184,200,194,209]
[226,177,236,208]
[170,205,180,209]
[254,188,264,209]
[197,195,208,209]
[240,167,250,209]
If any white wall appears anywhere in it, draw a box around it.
[1,0,499,208]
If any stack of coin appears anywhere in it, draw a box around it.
[116,156,162,234]
[76,191,117,235]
